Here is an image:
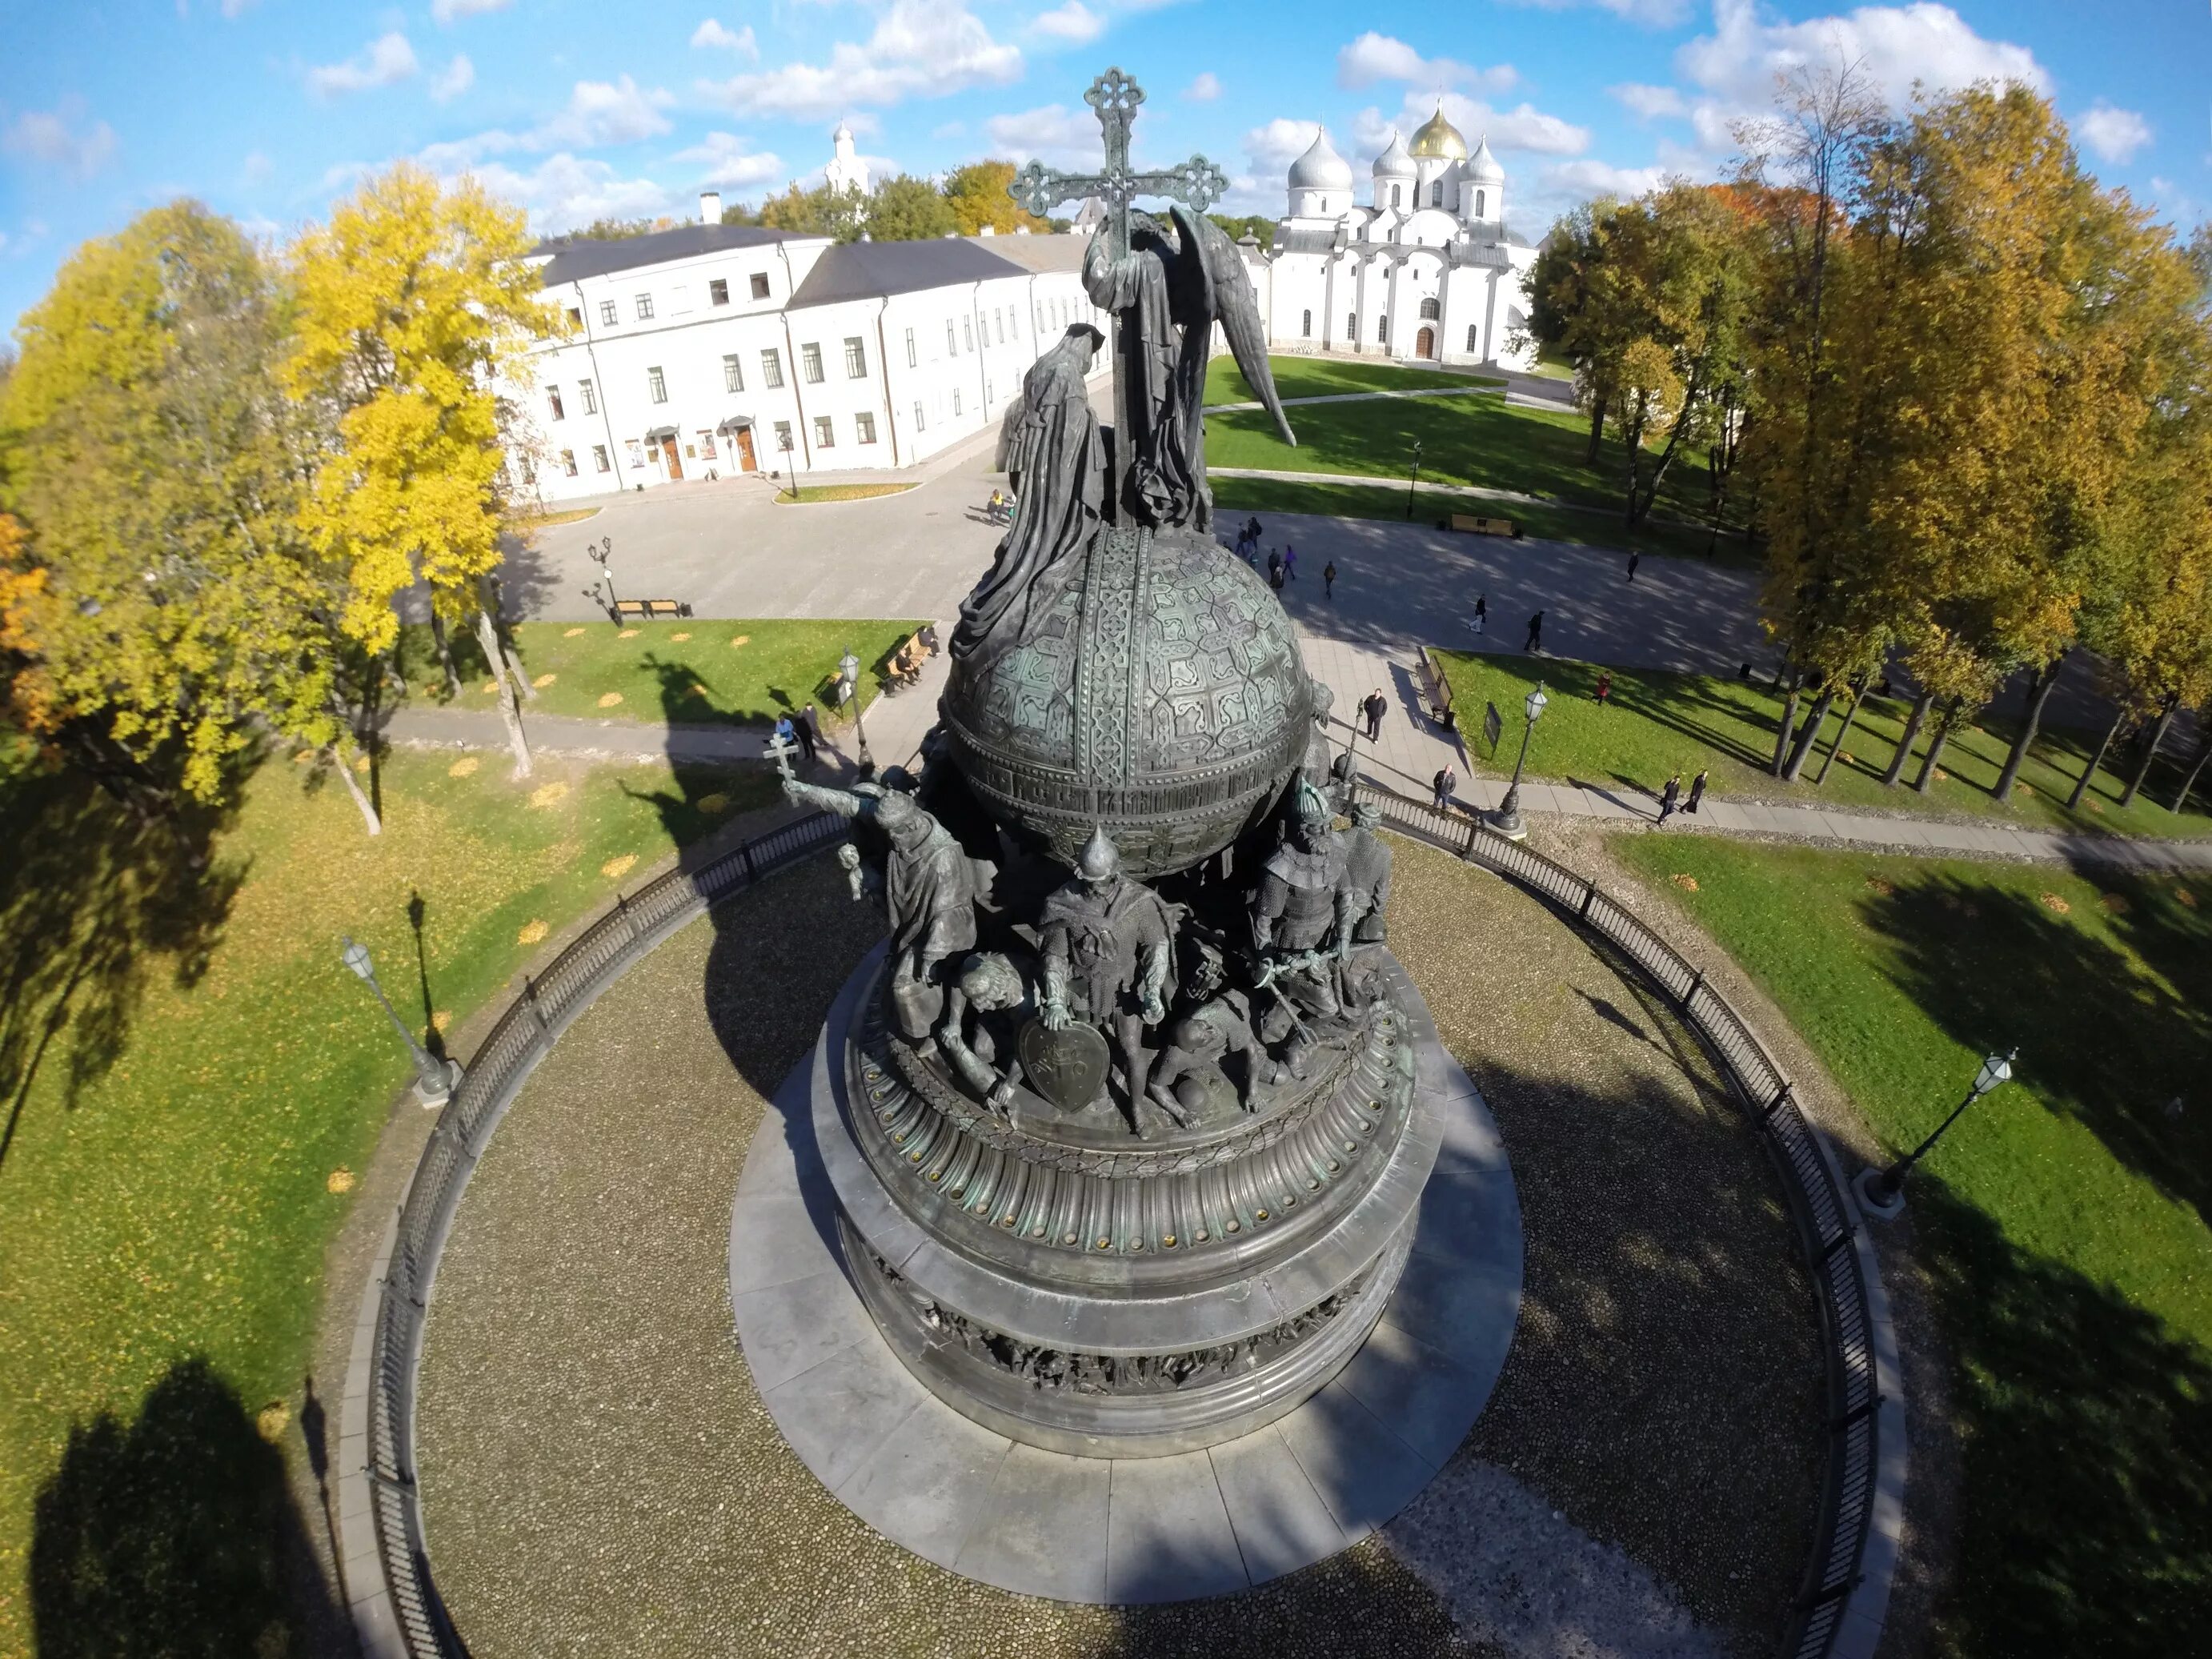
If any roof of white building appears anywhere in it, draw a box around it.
[1288,128,1353,190]
[533,224,810,284]
[1407,106,1469,160]
[787,237,1030,308]
[964,232,1088,274]
[1466,134,1505,184]
[1372,131,1414,178]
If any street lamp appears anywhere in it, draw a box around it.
[838,647,875,776]
[1404,438,1424,520]
[779,427,802,502]
[340,935,461,1108]
[587,535,618,622]
[1488,682,1548,841]
[1854,1048,2018,1220]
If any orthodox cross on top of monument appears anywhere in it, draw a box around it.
[1008,68,1228,258]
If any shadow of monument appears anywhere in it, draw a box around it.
[30,1357,346,1659]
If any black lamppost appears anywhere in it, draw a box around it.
[838,647,875,776]
[1404,438,1423,520]
[1854,1048,2017,1220]
[587,535,617,621]
[340,936,460,1107]
[1488,681,1547,841]
[780,427,802,501]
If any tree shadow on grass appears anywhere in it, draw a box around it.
[1859,869,2212,1223]
[0,763,245,1173]
[1910,1179,2212,1657]
[30,1356,343,1659]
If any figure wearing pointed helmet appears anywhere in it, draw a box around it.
[1037,827,1184,1133]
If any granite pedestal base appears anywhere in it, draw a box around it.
[729,948,1523,1602]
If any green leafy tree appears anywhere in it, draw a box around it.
[758,181,869,242]
[866,174,958,242]
[1206,213,1276,246]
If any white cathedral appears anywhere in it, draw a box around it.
[1236,106,1542,372]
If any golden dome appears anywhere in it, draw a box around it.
[1407,105,1468,160]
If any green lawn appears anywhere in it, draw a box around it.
[1615,837,2212,1656]
[0,744,778,1653]
[1204,353,1503,403]
[1205,376,1719,528]
[773,483,915,505]
[1208,476,1750,567]
[400,617,922,729]
[1434,651,2212,840]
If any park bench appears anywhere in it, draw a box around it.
[1446,513,1521,539]
[1423,646,1459,731]
[612,597,691,620]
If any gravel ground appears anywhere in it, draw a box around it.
[411,837,1823,1658]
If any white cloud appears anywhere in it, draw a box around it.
[461,153,676,230]
[540,75,674,147]
[986,104,1101,166]
[1677,0,2048,111]
[1184,72,1220,102]
[320,160,375,191]
[671,130,784,188]
[431,54,476,102]
[1611,82,1686,119]
[220,0,256,16]
[241,148,274,185]
[432,0,511,23]
[1498,0,1691,25]
[306,32,419,98]
[1031,2,1106,44]
[1541,158,1672,198]
[1353,91,1588,158]
[1246,119,1322,174]
[699,1,1022,120]
[2077,102,2151,165]
[691,18,759,56]
[1336,33,1516,96]
[2,102,121,180]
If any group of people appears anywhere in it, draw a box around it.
[1459,596,1548,655]
[771,706,822,766]
[984,487,1018,527]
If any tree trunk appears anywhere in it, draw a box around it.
[503,642,536,703]
[2067,705,2128,810]
[1993,651,2066,803]
[429,611,459,697]
[1782,689,1834,782]
[1883,691,1934,787]
[2170,731,2212,814]
[1813,679,1866,786]
[1771,669,1802,776]
[1913,701,1958,794]
[330,745,383,836]
[1584,394,1607,466]
[475,611,533,778]
[2121,699,2176,808]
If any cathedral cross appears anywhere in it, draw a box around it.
[1008,68,1228,259]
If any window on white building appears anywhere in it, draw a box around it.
[547,387,565,421]
[953,388,963,417]
[1419,297,1441,320]
[635,294,655,320]
[814,415,834,449]
[647,367,667,403]
[761,349,784,388]
[801,343,823,383]
[1347,311,1357,339]
[1377,314,1388,343]
[750,273,771,300]
[1301,309,1312,338]
[963,317,973,352]
[709,278,729,306]
[579,379,596,415]
[844,336,867,379]
[994,310,1005,344]
[856,412,877,444]
[565,307,583,331]
[1474,189,1486,218]
[904,327,916,367]
[599,299,617,327]
[723,355,743,393]
[1430,180,1442,207]
[772,419,792,455]
[592,444,610,472]
[1466,325,1478,351]
[561,449,577,476]
[947,319,957,355]
[914,400,925,432]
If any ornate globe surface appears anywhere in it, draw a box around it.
[940,522,1314,879]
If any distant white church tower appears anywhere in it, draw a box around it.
[824,119,869,196]
[1239,105,1539,371]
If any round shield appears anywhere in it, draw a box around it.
[1016,1018,1111,1113]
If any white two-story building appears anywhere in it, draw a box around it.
[507,196,1106,503]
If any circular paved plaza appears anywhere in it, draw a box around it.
[413,840,1821,1657]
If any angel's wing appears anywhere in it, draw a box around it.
[1168,203,1296,448]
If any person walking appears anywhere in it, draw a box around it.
[1433,766,1456,811]
[1594,670,1613,708]
[1657,771,1682,826]
[1267,549,1284,590]
[1686,768,1708,815]
[773,713,798,763]
[1525,611,1545,653]
[1283,544,1297,582]
[1323,559,1338,599]
[792,705,819,763]
[1625,552,1641,583]
[1245,516,1263,547]
[1473,595,1487,636]
[1361,687,1387,740]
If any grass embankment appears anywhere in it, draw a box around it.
[506,506,602,531]
[1208,476,1741,567]
[1433,651,2212,841]
[0,744,777,1653]
[1204,354,1503,403]
[399,617,922,728]
[772,483,915,505]
[1615,838,2212,1656]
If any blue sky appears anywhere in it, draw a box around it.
[2,1,2204,333]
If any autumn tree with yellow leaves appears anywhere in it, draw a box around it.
[283,163,561,780]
